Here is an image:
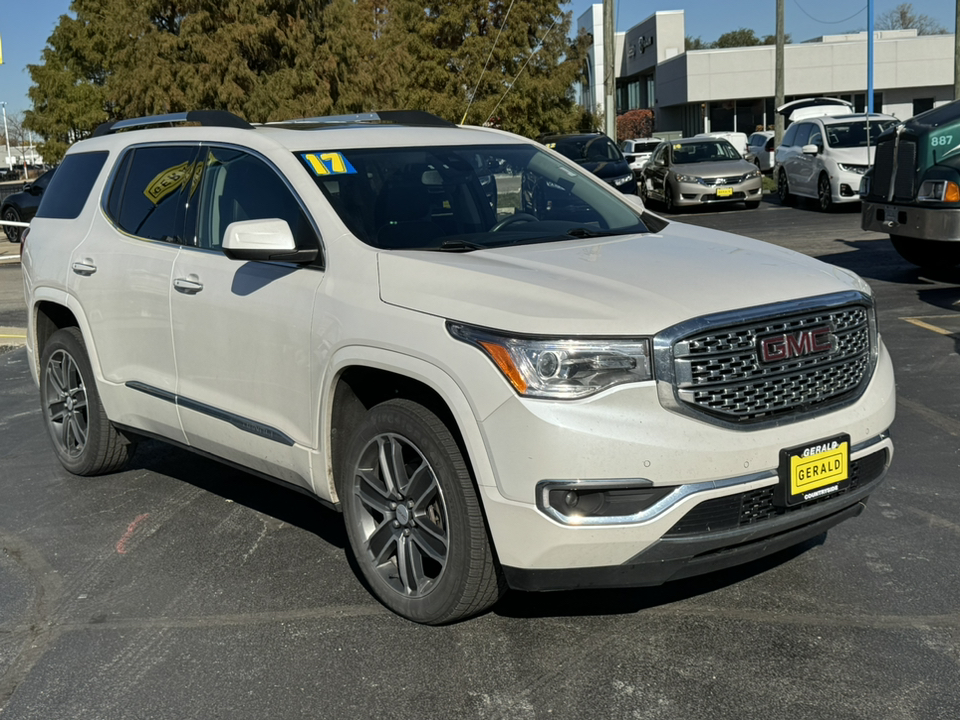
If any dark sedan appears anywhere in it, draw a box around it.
[2,167,56,242]
[540,133,637,194]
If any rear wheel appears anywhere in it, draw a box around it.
[777,170,794,206]
[817,174,833,212]
[890,236,960,269]
[3,207,22,243]
[40,328,137,475]
[340,399,505,624]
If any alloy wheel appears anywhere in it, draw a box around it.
[43,349,89,459]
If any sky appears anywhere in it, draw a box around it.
[0,0,956,121]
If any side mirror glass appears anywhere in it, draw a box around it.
[222,218,317,264]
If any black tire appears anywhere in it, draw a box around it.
[664,184,676,213]
[777,170,794,206]
[890,235,960,269]
[817,173,833,212]
[3,206,22,243]
[39,327,137,475]
[340,399,505,624]
[744,200,760,210]
[639,178,648,203]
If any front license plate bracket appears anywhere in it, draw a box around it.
[775,434,851,507]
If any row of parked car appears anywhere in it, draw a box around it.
[542,98,895,215]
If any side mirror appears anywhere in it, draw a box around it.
[744,152,757,164]
[222,218,318,264]
[801,144,819,155]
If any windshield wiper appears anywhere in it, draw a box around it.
[436,239,488,252]
[564,227,619,239]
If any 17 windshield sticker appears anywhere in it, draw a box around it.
[302,152,357,176]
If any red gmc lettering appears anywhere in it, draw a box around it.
[760,327,833,363]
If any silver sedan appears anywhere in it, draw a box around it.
[639,138,763,211]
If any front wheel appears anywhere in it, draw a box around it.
[340,399,505,624]
[39,327,137,475]
[817,174,833,212]
[777,170,794,206]
[890,236,960,269]
[664,184,677,213]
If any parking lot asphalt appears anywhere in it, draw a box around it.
[2,199,959,719]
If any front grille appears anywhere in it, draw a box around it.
[670,303,872,424]
[872,139,895,200]
[702,175,748,186]
[893,138,917,202]
[665,448,888,537]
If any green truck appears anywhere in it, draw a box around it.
[861,100,960,268]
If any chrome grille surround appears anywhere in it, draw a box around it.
[701,174,750,186]
[654,292,877,428]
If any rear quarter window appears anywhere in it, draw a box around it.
[35,151,109,220]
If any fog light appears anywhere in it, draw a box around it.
[539,481,676,523]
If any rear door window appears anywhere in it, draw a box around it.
[105,145,199,243]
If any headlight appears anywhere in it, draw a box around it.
[837,163,868,174]
[918,180,960,202]
[448,323,653,399]
[674,173,701,183]
[745,169,761,180]
[612,174,633,187]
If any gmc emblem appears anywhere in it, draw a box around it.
[759,326,835,363]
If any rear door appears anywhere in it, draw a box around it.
[169,146,325,489]
[69,144,198,442]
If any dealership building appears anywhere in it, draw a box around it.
[577,5,957,137]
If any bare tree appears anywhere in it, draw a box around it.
[876,3,947,35]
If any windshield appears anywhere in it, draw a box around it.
[546,136,623,163]
[824,120,897,148]
[297,144,648,251]
[672,141,741,163]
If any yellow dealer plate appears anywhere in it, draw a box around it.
[716,187,734,197]
[777,435,850,506]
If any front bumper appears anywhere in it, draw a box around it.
[476,340,896,582]
[674,177,763,206]
[861,200,960,242]
[503,443,888,591]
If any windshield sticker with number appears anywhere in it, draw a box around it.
[302,152,358,176]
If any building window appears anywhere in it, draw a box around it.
[913,98,934,116]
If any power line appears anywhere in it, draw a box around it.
[791,0,867,26]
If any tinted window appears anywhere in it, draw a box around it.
[824,120,897,148]
[191,147,317,253]
[107,146,199,242]
[672,141,742,163]
[793,123,813,146]
[547,136,623,163]
[36,153,108,220]
[781,124,799,147]
[808,127,823,148]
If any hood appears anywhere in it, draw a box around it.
[827,146,876,164]
[672,159,755,177]
[377,223,870,336]
[576,158,632,179]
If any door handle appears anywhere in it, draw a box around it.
[71,261,97,276]
[173,276,203,294]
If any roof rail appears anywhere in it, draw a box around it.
[91,110,252,138]
[265,110,456,129]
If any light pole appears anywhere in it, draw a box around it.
[1,102,9,171]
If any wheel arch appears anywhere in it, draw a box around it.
[29,289,103,388]
[320,347,496,506]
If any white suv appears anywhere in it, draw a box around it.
[775,113,897,211]
[22,110,896,624]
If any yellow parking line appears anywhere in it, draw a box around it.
[900,317,953,335]
[0,334,26,339]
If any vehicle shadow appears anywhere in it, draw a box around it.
[815,238,960,288]
[495,534,826,619]
[127,439,349,550]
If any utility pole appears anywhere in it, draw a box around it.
[955,0,960,99]
[604,0,616,139]
[775,0,785,145]
[1,102,9,172]
[867,0,874,113]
